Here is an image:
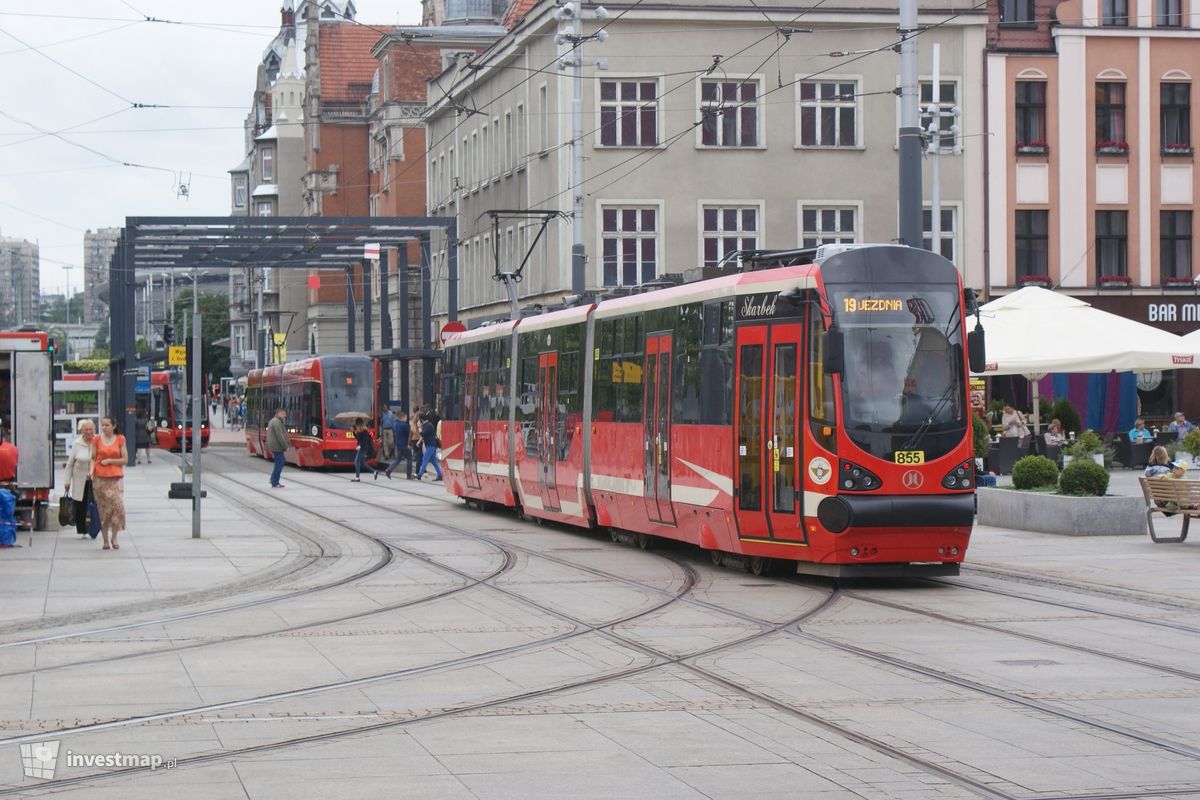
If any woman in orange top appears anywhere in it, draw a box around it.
[90,416,128,550]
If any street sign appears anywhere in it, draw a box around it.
[134,380,150,394]
[364,242,381,260]
[441,321,467,345]
[168,345,186,366]
[136,366,150,381]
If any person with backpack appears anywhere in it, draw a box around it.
[415,413,443,482]
[352,418,378,481]
[384,410,412,479]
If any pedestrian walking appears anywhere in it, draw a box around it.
[384,410,412,479]
[266,408,289,488]
[352,418,378,481]
[63,419,96,536]
[380,405,396,463]
[410,408,423,467]
[90,416,127,550]
[134,408,153,464]
[415,413,443,481]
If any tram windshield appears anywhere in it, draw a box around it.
[167,370,209,426]
[829,284,966,461]
[323,358,374,430]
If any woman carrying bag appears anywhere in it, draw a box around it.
[90,416,128,550]
[63,419,97,537]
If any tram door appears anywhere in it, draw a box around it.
[643,334,675,525]
[734,324,805,541]
[536,352,561,511]
[463,358,481,490]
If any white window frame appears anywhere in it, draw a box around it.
[695,74,765,149]
[698,201,764,269]
[795,75,862,149]
[233,176,247,208]
[596,200,665,287]
[538,84,549,156]
[515,103,527,171]
[922,203,960,264]
[798,202,861,248]
[260,146,275,182]
[595,75,662,149]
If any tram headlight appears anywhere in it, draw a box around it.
[941,459,975,489]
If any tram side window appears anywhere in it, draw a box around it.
[672,303,703,424]
[442,346,463,421]
[493,337,511,422]
[593,320,616,419]
[302,382,322,435]
[558,323,585,413]
[807,300,837,450]
[618,316,644,422]
[699,301,734,425]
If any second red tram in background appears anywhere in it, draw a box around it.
[441,245,984,578]
[245,355,378,467]
[149,369,210,452]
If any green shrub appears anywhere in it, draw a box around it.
[1011,455,1059,489]
[1058,459,1109,497]
[1049,398,1082,434]
[972,413,990,458]
[1076,429,1102,453]
[1182,429,1200,456]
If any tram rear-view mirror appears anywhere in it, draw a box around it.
[967,323,986,374]
[823,326,844,375]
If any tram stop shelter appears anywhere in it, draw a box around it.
[105,216,457,535]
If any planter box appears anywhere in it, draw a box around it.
[977,487,1145,536]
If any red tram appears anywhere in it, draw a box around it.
[441,245,984,577]
[149,369,210,452]
[245,355,378,467]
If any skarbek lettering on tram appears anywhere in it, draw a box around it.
[441,245,986,578]
[244,355,379,467]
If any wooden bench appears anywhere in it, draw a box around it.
[1138,477,1200,543]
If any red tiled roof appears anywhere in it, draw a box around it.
[319,23,384,104]
[502,0,540,29]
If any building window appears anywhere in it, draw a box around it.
[1157,0,1182,26]
[702,206,758,268]
[1000,0,1034,22]
[538,85,549,154]
[233,325,247,355]
[600,80,658,147]
[1096,211,1128,278]
[602,207,657,286]
[1161,82,1191,153]
[1015,81,1046,149]
[800,207,856,248]
[1015,210,1049,278]
[1095,82,1127,150]
[1102,0,1128,25]
[233,176,247,208]
[921,80,959,151]
[1161,211,1193,280]
[700,79,758,147]
[260,147,274,182]
[922,207,956,263]
[256,200,274,217]
[798,81,857,147]
[515,103,527,170]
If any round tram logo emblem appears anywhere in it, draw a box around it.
[808,457,832,485]
[901,470,924,490]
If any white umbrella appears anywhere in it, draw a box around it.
[972,286,1199,434]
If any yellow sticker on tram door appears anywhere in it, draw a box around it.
[894,450,925,465]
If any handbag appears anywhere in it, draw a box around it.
[58,494,75,528]
[86,497,101,539]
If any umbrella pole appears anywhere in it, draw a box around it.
[1032,379,1041,438]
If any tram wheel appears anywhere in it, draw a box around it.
[610,529,621,543]
[636,533,653,550]
[748,556,773,576]
[709,549,723,567]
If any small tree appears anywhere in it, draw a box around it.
[1049,397,1082,434]
[972,414,990,459]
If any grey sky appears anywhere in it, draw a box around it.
[0,1,421,297]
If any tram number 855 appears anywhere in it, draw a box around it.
[894,450,925,465]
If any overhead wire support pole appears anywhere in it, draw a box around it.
[191,267,202,539]
[898,0,923,249]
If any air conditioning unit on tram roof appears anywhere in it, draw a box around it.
[814,242,908,263]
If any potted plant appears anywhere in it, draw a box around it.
[1162,143,1193,156]
[1063,429,1105,467]
[1168,429,1200,466]
[1163,275,1194,288]
[1098,274,1133,289]
[1016,140,1049,155]
[1017,274,1053,288]
[1096,140,1129,155]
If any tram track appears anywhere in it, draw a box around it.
[9,455,1200,799]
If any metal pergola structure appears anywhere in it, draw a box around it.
[107,215,458,470]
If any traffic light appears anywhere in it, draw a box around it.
[46,338,56,356]
[163,323,174,345]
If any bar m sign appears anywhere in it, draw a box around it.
[1147,302,1200,323]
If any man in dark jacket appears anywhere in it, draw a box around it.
[266,408,289,488]
[415,415,443,481]
[384,411,412,479]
